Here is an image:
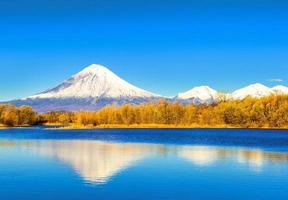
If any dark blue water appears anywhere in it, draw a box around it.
[1,127,288,200]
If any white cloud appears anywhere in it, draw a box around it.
[267,78,284,82]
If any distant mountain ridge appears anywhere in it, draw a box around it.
[176,83,288,103]
[174,86,219,104]
[5,64,288,112]
[229,83,273,100]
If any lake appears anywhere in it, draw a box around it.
[1,128,288,200]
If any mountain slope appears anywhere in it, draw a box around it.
[230,83,273,100]
[9,64,161,112]
[271,85,288,95]
[26,64,158,99]
[175,86,219,104]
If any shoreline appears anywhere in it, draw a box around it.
[0,124,8,129]
[1,123,288,130]
[44,124,288,131]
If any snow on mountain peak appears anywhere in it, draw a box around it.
[272,85,288,95]
[176,86,219,104]
[27,64,160,100]
[231,83,273,100]
[77,64,110,75]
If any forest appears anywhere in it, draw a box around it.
[1,95,288,128]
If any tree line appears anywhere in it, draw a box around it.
[1,95,288,128]
[0,104,38,126]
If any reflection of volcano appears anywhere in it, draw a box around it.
[4,140,288,184]
[33,141,155,184]
[180,146,218,166]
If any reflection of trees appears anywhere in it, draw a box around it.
[0,140,17,148]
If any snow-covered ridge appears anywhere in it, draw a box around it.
[229,83,288,100]
[272,85,288,95]
[26,64,161,100]
[230,83,273,100]
[175,83,288,103]
[175,86,219,104]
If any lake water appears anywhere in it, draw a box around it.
[1,128,288,200]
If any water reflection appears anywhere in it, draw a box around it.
[29,141,155,184]
[180,147,218,166]
[1,140,288,184]
[180,146,288,171]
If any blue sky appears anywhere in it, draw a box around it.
[1,0,288,101]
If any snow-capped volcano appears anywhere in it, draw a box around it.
[10,64,161,112]
[27,64,158,99]
[175,86,219,104]
[230,83,275,100]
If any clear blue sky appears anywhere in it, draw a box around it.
[1,0,288,101]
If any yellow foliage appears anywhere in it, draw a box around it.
[1,95,288,128]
